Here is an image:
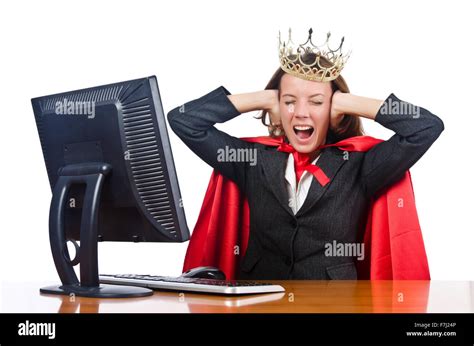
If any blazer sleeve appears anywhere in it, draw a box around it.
[361,93,444,197]
[167,86,254,190]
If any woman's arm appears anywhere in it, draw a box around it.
[331,92,444,197]
[167,87,275,190]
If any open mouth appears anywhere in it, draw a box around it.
[293,125,314,141]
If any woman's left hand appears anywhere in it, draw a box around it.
[330,90,345,130]
[330,91,384,125]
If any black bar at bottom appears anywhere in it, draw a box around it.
[1,313,473,345]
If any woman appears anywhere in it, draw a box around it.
[167,50,444,280]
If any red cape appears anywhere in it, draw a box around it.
[183,136,430,280]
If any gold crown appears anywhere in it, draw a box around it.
[278,28,350,82]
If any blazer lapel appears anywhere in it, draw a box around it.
[260,148,294,216]
[296,147,347,217]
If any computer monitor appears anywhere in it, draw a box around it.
[31,76,190,298]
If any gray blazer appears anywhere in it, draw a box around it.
[167,86,444,280]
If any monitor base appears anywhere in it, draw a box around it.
[40,283,153,298]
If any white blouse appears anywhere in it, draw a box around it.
[284,153,321,214]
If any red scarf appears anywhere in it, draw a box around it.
[182,136,430,280]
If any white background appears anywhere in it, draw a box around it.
[0,0,473,289]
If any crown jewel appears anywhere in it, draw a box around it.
[278,28,350,82]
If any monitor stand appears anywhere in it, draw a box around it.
[40,162,153,298]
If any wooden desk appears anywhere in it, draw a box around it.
[2,280,473,313]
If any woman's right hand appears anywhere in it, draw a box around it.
[228,89,281,124]
[228,89,281,134]
[266,89,281,127]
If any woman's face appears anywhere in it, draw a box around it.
[279,73,333,153]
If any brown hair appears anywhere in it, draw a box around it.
[257,54,363,143]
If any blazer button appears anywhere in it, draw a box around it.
[290,218,298,228]
[284,256,292,266]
